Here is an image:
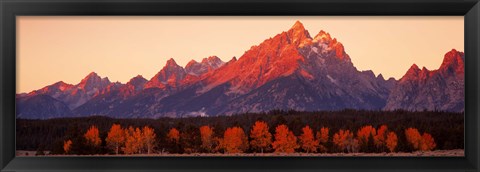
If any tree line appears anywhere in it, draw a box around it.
[16,109,463,155]
[60,121,437,155]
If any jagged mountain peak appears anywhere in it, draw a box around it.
[28,81,74,96]
[442,49,464,64]
[52,81,74,90]
[287,20,312,46]
[439,49,464,75]
[385,48,464,112]
[85,71,99,78]
[202,56,219,62]
[313,30,332,42]
[128,75,147,84]
[290,21,307,32]
[77,72,111,90]
[186,59,199,67]
[303,28,350,62]
[166,58,179,66]
[133,74,145,79]
[145,58,187,89]
[408,63,421,72]
[159,58,185,72]
[400,49,464,82]
[201,21,358,92]
[201,56,225,68]
[185,56,225,76]
[109,75,148,97]
[223,56,237,66]
[54,81,69,85]
[377,74,385,80]
[400,64,421,81]
[80,72,105,81]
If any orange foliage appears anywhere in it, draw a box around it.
[249,121,272,153]
[357,125,376,147]
[123,126,144,154]
[142,126,156,154]
[63,139,72,154]
[316,127,329,153]
[222,127,248,153]
[374,125,388,148]
[385,132,398,152]
[299,125,319,153]
[272,125,299,153]
[405,128,436,152]
[317,127,329,144]
[167,128,180,143]
[60,120,440,155]
[405,128,422,150]
[213,137,224,153]
[133,128,144,153]
[199,125,215,153]
[333,129,357,152]
[420,133,436,151]
[106,124,125,154]
[84,125,101,147]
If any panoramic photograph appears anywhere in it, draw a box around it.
[16,16,464,156]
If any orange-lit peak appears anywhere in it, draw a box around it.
[287,21,312,46]
[291,20,306,31]
[314,30,332,42]
[166,58,178,65]
[202,56,220,63]
[410,64,420,71]
[439,49,464,75]
[441,49,464,66]
[447,48,459,54]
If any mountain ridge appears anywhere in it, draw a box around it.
[384,49,464,112]
[16,21,464,119]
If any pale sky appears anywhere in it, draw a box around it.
[17,16,464,93]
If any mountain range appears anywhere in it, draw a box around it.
[16,21,465,119]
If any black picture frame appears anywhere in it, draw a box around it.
[1,0,479,171]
